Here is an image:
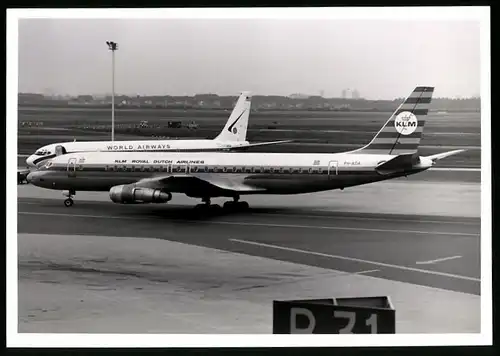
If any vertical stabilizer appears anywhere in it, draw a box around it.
[355,86,434,155]
[214,91,252,142]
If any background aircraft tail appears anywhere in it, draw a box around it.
[214,91,252,142]
[354,86,434,155]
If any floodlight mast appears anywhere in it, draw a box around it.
[106,41,118,141]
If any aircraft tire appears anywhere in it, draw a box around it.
[64,198,74,207]
[238,201,249,210]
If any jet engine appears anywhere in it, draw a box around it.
[109,184,172,204]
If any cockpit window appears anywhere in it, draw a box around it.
[34,149,51,156]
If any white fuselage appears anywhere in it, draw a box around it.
[28,151,431,197]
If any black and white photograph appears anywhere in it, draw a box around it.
[7,7,491,348]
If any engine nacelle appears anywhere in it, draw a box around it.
[109,184,172,204]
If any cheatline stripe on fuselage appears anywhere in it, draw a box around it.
[46,163,380,176]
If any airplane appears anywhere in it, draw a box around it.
[27,86,465,211]
[25,91,291,168]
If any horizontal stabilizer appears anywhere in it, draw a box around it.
[232,140,293,150]
[424,149,466,162]
[375,153,419,174]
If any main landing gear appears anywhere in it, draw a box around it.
[63,189,75,207]
[193,196,249,213]
[222,195,249,211]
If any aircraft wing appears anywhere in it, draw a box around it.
[134,173,266,196]
[230,140,293,150]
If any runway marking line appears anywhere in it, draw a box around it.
[355,269,380,274]
[17,201,480,226]
[429,168,480,172]
[230,239,480,282]
[17,211,480,237]
[416,255,463,265]
[248,211,480,226]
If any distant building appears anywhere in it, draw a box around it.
[289,93,310,99]
[341,88,361,99]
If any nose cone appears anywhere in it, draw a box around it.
[26,171,44,187]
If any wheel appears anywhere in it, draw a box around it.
[238,201,249,210]
[194,203,209,212]
[223,201,234,210]
[64,198,74,207]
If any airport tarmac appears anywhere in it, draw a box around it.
[16,177,482,334]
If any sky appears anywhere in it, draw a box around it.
[17,17,481,100]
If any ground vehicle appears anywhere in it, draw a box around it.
[18,168,30,184]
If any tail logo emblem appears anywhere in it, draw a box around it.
[394,111,418,136]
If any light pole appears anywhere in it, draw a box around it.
[106,41,118,141]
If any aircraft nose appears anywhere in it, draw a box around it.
[26,172,34,183]
[26,156,35,168]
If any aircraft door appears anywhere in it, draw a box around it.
[67,158,77,177]
[328,160,338,178]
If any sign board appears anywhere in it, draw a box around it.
[273,296,396,334]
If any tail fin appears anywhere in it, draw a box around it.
[355,86,434,155]
[214,91,252,142]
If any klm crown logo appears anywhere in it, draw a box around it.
[394,111,418,135]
